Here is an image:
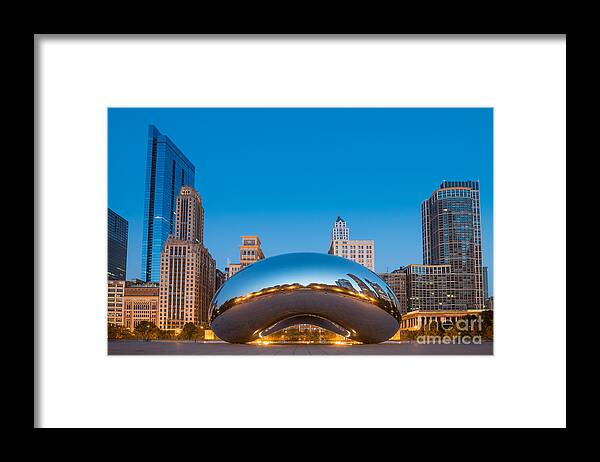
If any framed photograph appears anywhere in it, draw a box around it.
[35,34,566,428]
[107,107,494,356]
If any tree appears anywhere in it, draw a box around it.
[157,329,174,340]
[134,321,160,341]
[178,323,199,340]
[108,323,133,340]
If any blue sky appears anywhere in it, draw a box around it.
[108,108,493,294]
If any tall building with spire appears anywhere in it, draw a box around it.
[174,186,204,243]
[158,186,215,331]
[421,180,484,309]
[141,125,195,282]
[328,216,375,271]
[331,216,349,240]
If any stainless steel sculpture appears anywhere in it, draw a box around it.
[209,252,401,344]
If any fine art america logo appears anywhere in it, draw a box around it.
[416,317,485,345]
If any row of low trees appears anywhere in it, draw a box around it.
[398,311,494,341]
[107,322,210,341]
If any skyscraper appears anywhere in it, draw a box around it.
[158,186,215,331]
[108,208,128,280]
[421,180,484,309]
[331,216,349,240]
[483,266,489,300]
[174,186,204,243]
[328,217,374,271]
[141,125,195,282]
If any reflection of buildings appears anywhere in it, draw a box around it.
[328,217,375,271]
[159,186,216,331]
[108,208,128,280]
[141,125,195,283]
[364,278,390,300]
[258,325,352,344]
[378,269,408,315]
[225,235,265,279]
[346,273,376,297]
[422,181,484,309]
[335,278,354,290]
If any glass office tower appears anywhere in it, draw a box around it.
[421,180,484,309]
[141,125,195,282]
[108,208,128,280]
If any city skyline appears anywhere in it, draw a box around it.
[108,108,493,294]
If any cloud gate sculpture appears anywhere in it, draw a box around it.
[209,252,401,344]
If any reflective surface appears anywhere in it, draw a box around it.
[209,252,401,344]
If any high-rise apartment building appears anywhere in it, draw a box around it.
[378,268,408,315]
[404,264,462,311]
[158,186,215,331]
[123,282,159,331]
[108,208,128,280]
[328,217,374,271]
[107,280,126,325]
[421,181,484,309]
[141,125,195,282]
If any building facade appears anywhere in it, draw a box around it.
[107,280,126,326]
[329,239,375,271]
[225,263,243,279]
[225,236,265,279]
[328,217,375,271]
[123,282,159,331]
[159,240,215,330]
[404,264,463,311]
[240,236,265,268]
[378,268,408,315]
[158,186,215,331]
[421,180,484,309]
[483,266,489,301]
[215,268,226,292]
[174,186,204,244]
[108,208,128,280]
[141,125,196,282]
[331,216,349,240]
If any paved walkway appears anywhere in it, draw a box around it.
[108,340,493,355]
